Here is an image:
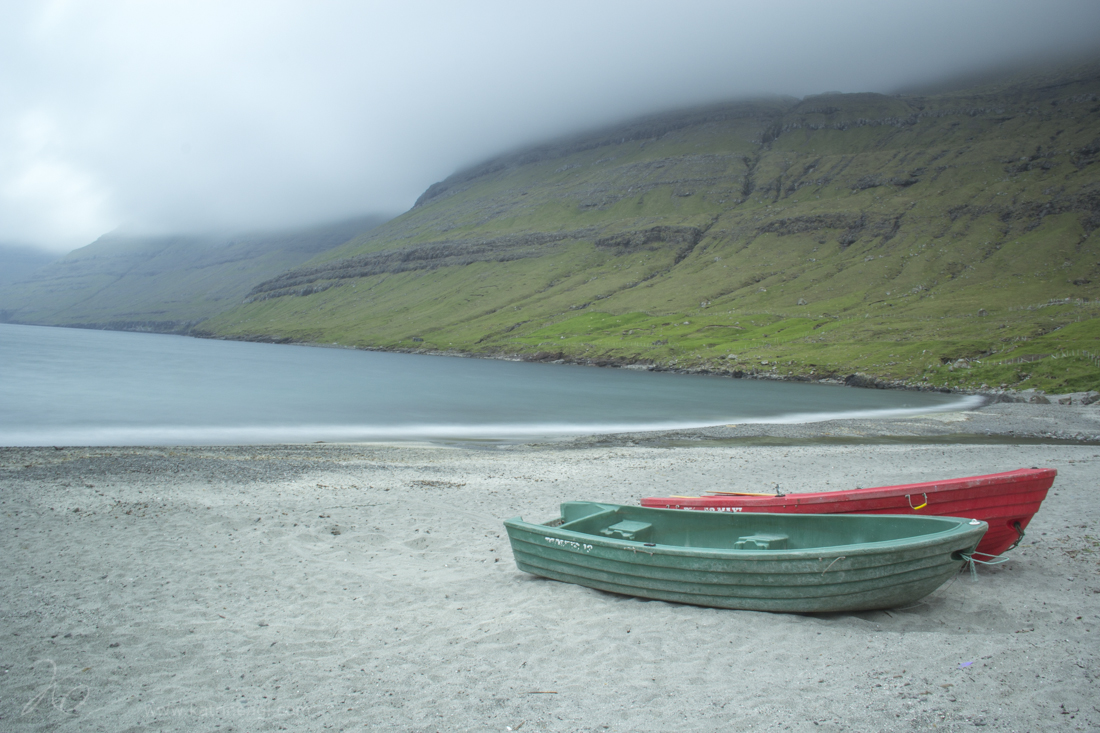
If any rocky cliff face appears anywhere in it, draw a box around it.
[0,215,390,332]
[243,229,599,301]
[248,67,1098,311]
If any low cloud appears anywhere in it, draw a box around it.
[2,0,1098,252]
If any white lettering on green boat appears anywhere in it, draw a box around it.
[544,537,593,552]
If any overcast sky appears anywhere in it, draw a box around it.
[2,0,1098,253]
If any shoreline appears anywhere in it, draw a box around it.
[5,399,1100,450]
[237,336,1100,405]
[565,399,1100,448]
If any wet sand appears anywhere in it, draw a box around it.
[2,402,1099,731]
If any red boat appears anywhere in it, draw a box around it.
[640,467,1055,557]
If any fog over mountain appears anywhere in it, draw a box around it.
[0,243,59,285]
[2,0,1098,253]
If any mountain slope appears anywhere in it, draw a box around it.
[0,215,390,332]
[0,244,59,286]
[197,62,1100,393]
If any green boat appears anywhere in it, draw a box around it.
[504,502,987,613]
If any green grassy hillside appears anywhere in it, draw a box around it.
[0,215,389,332]
[197,62,1100,394]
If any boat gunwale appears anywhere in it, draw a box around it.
[506,533,972,586]
[503,510,986,564]
[642,467,1056,506]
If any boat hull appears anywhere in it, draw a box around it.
[640,468,1054,557]
[505,503,986,613]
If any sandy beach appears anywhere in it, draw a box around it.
[2,402,1099,732]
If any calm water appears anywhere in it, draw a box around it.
[0,323,978,446]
